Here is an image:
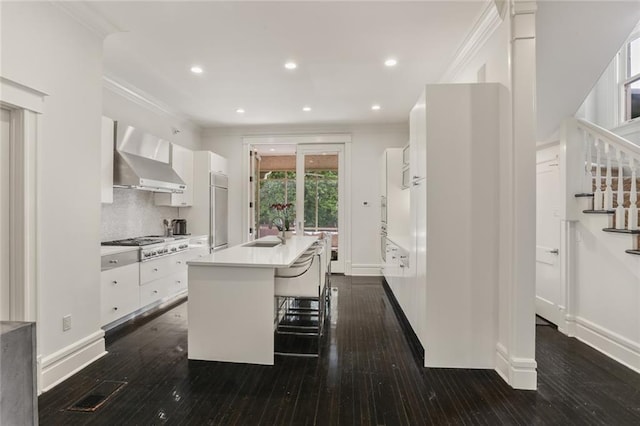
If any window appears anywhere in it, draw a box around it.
[623,33,640,121]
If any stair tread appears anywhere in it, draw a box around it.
[602,228,640,235]
[583,209,615,214]
[625,250,640,256]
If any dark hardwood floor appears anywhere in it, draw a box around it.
[39,276,640,425]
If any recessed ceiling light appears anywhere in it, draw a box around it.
[371,104,381,111]
[302,106,311,112]
[190,66,203,74]
[284,61,297,70]
[236,108,245,114]
[384,58,398,67]
[269,148,275,152]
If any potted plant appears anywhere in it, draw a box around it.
[270,203,294,238]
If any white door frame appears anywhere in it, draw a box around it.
[242,134,353,274]
[0,77,45,322]
[296,143,346,274]
[535,147,563,326]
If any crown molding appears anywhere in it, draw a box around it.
[439,0,504,83]
[50,1,121,39]
[103,74,190,123]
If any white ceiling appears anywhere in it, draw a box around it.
[92,1,486,128]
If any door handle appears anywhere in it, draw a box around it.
[547,249,559,254]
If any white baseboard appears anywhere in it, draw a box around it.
[40,330,107,392]
[350,264,382,276]
[535,295,563,326]
[495,343,537,390]
[573,316,640,374]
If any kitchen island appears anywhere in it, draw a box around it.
[187,235,318,365]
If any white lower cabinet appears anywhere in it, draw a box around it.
[101,263,140,326]
[139,250,193,307]
[101,246,203,327]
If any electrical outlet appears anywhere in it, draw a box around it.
[63,315,71,332]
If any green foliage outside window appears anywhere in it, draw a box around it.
[258,170,338,231]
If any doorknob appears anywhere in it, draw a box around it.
[547,249,559,254]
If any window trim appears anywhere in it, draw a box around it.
[619,29,640,123]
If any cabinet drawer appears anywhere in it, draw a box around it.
[101,263,140,326]
[186,247,209,261]
[140,253,188,284]
[140,278,169,308]
[167,270,188,295]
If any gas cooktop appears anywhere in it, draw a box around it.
[101,235,189,247]
[101,237,165,247]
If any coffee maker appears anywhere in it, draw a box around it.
[171,219,188,235]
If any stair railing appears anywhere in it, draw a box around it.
[575,118,640,231]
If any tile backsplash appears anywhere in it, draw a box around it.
[101,189,178,241]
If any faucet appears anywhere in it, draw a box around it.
[271,217,286,244]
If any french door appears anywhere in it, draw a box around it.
[296,144,345,273]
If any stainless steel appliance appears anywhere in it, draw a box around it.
[101,236,190,262]
[380,223,387,262]
[112,121,186,193]
[381,195,387,224]
[210,173,228,251]
[172,219,188,235]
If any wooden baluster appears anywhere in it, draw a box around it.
[629,157,638,231]
[615,149,625,229]
[604,142,613,210]
[584,131,593,194]
[594,139,603,210]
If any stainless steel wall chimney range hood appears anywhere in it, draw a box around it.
[113,122,186,193]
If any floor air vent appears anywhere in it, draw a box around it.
[67,380,127,412]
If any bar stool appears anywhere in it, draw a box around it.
[274,240,327,357]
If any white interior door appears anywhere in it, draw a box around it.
[1,108,11,320]
[296,144,345,273]
[536,156,562,326]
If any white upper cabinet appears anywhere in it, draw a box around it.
[155,144,194,207]
[210,152,228,175]
[409,93,426,184]
[101,116,115,204]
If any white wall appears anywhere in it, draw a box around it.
[1,2,105,389]
[448,13,511,89]
[571,197,640,372]
[101,82,204,241]
[201,123,408,273]
[103,87,202,151]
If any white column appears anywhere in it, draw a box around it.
[497,0,537,390]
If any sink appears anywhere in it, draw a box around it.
[244,240,281,248]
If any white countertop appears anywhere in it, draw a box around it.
[100,246,140,256]
[188,235,318,268]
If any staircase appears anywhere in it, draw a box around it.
[574,118,640,255]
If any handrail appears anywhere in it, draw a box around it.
[572,117,640,231]
[576,118,640,157]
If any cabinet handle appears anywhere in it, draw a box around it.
[109,260,118,264]
[153,290,158,294]
[181,202,187,205]
[177,261,182,264]
[112,280,118,285]
[153,268,158,272]
[113,307,118,311]
[177,280,181,284]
